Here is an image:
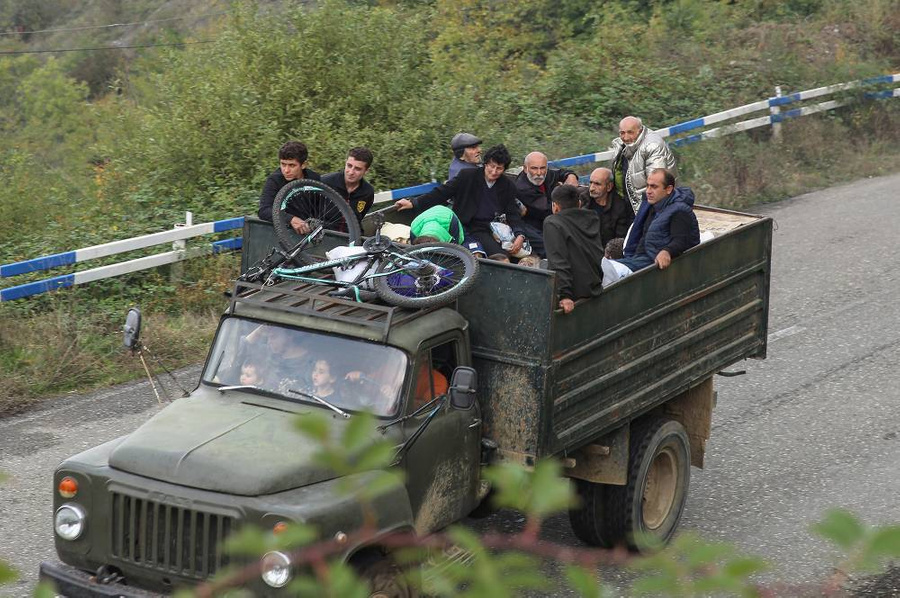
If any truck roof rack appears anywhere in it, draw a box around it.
[228,279,436,342]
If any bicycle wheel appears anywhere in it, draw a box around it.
[373,243,480,309]
[271,179,362,262]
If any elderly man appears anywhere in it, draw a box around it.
[396,144,526,257]
[514,151,578,257]
[585,167,635,248]
[601,168,699,287]
[609,116,677,212]
[448,132,482,181]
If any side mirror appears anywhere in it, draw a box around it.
[449,366,477,410]
[123,308,142,351]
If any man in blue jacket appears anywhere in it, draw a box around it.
[601,168,700,287]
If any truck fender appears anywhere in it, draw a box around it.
[340,481,416,560]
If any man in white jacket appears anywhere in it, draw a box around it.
[609,116,677,212]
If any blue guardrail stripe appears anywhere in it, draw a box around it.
[1,251,76,277]
[212,237,243,253]
[213,217,244,233]
[1,274,75,301]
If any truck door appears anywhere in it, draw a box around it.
[401,337,481,534]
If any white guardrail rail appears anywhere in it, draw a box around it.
[1,73,898,301]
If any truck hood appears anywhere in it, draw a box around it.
[108,393,357,496]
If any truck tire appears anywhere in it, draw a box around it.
[568,479,614,547]
[356,553,419,598]
[603,418,691,551]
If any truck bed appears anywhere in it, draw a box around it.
[242,205,772,464]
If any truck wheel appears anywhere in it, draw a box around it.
[568,479,614,547]
[356,553,419,598]
[604,418,691,551]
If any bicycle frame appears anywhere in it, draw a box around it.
[271,245,434,299]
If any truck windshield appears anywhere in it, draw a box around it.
[202,317,408,417]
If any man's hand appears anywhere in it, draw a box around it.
[508,235,525,255]
[655,249,672,270]
[559,298,575,314]
[564,173,579,186]
[290,216,311,235]
[395,199,414,211]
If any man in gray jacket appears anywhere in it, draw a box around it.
[609,116,677,212]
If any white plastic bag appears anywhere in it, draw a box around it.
[490,221,532,258]
[326,246,376,289]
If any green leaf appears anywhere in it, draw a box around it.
[811,509,865,550]
[866,525,900,558]
[274,523,319,550]
[32,582,58,598]
[354,442,397,470]
[0,562,16,584]
[222,525,271,556]
[723,556,768,578]
[295,413,330,443]
[343,411,377,453]
[529,459,574,516]
[686,541,730,568]
[565,565,602,598]
[631,574,681,595]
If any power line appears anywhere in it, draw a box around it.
[0,11,230,37]
[0,40,216,55]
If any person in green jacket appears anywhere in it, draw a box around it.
[408,205,485,256]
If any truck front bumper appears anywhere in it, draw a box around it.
[39,561,167,598]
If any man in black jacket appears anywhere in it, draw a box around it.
[395,144,527,257]
[321,146,376,229]
[514,151,578,257]
[257,141,321,223]
[543,184,605,314]
[585,167,634,247]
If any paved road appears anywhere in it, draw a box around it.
[3,173,900,596]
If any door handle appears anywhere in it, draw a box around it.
[468,419,481,428]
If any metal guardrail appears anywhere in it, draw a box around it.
[1,73,898,301]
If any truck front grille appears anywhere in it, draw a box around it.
[110,492,235,580]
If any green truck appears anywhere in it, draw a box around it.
[40,204,772,596]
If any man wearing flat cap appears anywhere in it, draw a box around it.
[448,132,482,181]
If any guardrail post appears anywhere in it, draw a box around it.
[771,86,783,144]
[170,211,192,282]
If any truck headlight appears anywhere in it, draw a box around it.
[55,504,86,540]
[261,551,292,588]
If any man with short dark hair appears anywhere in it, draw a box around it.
[395,144,526,257]
[601,168,699,287]
[448,132,482,181]
[513,151,578,258]
[321,147,376,230]
[609,116,677,212]
[257,140,321,222]
[586,167,634,247]
[543,184,604,314]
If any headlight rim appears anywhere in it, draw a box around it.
[54,503,87,541]
[260,550,293,588]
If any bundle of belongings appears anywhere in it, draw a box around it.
[490,220,532,258]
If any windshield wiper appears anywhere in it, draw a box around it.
[217,384,264,393]
[289,389,351,419]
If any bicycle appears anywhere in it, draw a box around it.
[240,182,480,309]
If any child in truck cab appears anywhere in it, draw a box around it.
[239,359,264,387]
[310,358,338,398]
